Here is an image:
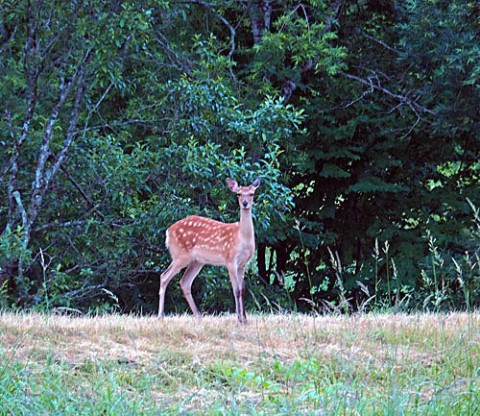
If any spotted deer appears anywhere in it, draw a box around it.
[158,178,261,324]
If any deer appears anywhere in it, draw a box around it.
[158,178,261,324]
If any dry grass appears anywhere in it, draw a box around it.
[0,312,479,414]
[1,312,477,366]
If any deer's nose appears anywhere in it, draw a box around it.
[242,200,249,208]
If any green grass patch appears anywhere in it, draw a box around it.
[0,312,478,415]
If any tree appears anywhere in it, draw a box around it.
[0,0,301,312]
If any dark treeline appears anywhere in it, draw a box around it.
[0,0,479,314]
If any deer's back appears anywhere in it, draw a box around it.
[166,215,239,264]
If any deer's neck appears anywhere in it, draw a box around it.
[238,208,255,242]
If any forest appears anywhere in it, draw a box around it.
[0,0,479,315]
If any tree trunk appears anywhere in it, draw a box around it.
[244,0,272,45]
[0,3,91,298]
[257,242,267,282]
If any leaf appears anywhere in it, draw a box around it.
[319,163,351,178]
[346,176,403,194]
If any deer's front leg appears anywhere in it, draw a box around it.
[237,265,247,324]
[227,264,245,324]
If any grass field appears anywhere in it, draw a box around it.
[0,312,479,415]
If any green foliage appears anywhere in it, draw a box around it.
[0,227,30,267]
[0,357,159,414]
[249,4,347,93]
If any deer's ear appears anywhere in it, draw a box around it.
[226,178,239,193]
[252,178,261,189]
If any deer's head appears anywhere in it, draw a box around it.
[227,178,261,210]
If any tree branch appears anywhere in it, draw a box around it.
[33,219,89,233]
[363,32,402,55]
[27,48,92,231]
[31,75,75,207]
[325,0,345,33]
[341,71,436,118]
[0,24,16,54]
[0,28,39,187]
[190,0,237,59]
[280,0,343,102]
[48,51,91,180]
[12,191,28,233]
[60,165,106,220]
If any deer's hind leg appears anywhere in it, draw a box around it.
[179,261,204,317]
[159,259,187,318]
